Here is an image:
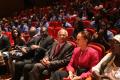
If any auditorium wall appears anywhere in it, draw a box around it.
[0,0,24,17]
[0,0,55,18]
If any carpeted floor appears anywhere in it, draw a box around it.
[0,73,11,80]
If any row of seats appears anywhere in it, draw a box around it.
[48,20,91,28]
[48,27,74,39]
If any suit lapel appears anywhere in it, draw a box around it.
[49,42,58,59]
[40,36,49,47]
[53,41,68,59]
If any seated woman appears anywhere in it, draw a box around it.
[11,28,26,47]
[9,28,26,72]
[92,34,120,80]
[50,31,100,80]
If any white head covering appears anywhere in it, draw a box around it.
[113,34,120,43]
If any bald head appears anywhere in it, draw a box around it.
[30,27,36,32]
[29,27,36,37]
[40,27,47,33]
[40,27,48,36]
[58,29,68,37]
[57,28,68,43]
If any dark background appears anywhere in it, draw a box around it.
[0,0,24,17]
[0,0,55,17]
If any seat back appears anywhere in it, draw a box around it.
[2,32,14,46]
[88,42,105,60]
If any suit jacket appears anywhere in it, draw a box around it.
[33,35,54,62]
[0,35,10,52]
[66,47,99,78]
[19,35,38,59]
[45,41,74,70]
[26,36,39,47]
[36,35,54,51]
[22,35,54,61]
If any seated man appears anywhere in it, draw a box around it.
[0,27,10,74]
[27,28,74,80]
[0,27,10,56]
[92,34,120,80]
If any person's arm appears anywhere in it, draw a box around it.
[92,52,113,73]
[65,48,81,80]
[66,48,79,73]
[48,45,74,70]
[80,50,99,79]
[92,52,115,80]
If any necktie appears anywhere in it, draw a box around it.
[54,44,61,55]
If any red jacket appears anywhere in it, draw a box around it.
[66,47,99,78]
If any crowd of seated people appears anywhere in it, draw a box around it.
[50,31,100,80]
[0,0,120,80]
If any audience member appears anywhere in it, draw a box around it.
[11,28,26,47]
[92,34,120,80]
[92,21,110,51]
[0,28,10,52]
[23,27,55,80]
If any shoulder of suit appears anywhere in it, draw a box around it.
[54,39,57,42]
[66,41,73,46]
[48,35,54,39]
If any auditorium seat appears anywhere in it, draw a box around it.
[88,42,105,60]
[66,27,74,37]
[54,27,62,39]
[2,32,14,46]
[84,27,96,35]
[82,20,91,27]
[22,32,30,42]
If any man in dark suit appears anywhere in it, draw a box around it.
[0,28,10,52]
[0,27,10,75]
[28,28,74,80]
[12,27,54,80]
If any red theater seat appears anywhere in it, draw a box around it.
[22,32,30,42]
[84,27,96,35]
[66,27,74,36]
[48,27,54,37]
[54,27,62,39]
[88,42,105,60]
[2,32,14,46]
[82,20,91,27]
[109,29,118,35]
